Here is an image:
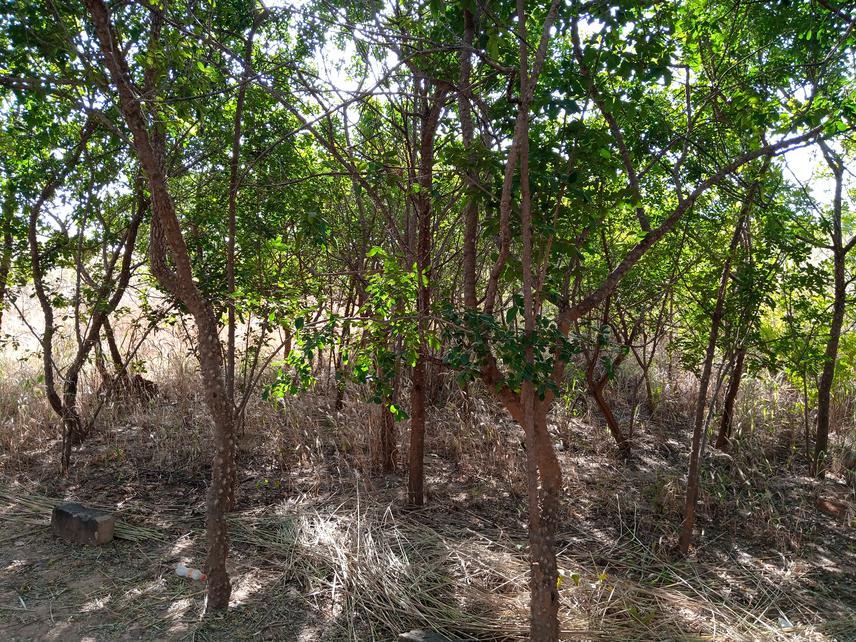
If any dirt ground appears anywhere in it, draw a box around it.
[2,413,856,641]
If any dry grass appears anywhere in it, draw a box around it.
[2,479,852,641]
[2,296,856,640]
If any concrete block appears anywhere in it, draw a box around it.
[51,502,115,546]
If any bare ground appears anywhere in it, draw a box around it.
[1,400,856,641]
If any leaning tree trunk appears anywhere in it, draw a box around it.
[85,0,236,610]
[715,347,746,450]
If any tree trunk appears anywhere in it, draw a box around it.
[408,355,426,504]
[0,188,14,332]
[803,373,811,456]
[715,347,745,450]
[678,197,750,554]
[814,141,847,476]
[84,0,236,610]
[516,6,560,633]
[459,9,478,310]
[407,83,447,506]
[226,16,258,413]
[588,375,630,457]
[530,399,562,640]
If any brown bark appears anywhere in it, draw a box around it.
[26,121,97,471]
[0,188,13,332]
[588,373,630,456]
[102,316,125,376]
[517,2,560,636]
[715,347,745,450]
[678,162,766,554]
[84,0,236,610]
[814,141,850,475]
[407,83,448,506]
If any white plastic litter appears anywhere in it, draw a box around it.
[175,562,207,581]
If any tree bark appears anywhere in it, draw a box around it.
[84,0,236,610]
[407,83,447,506]
[678,165,764,554]
[517,2,560,636]
[814,141,848,476]
[715,347,745,450]
[0,187,14,332]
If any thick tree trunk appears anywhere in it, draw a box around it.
[530,400,562,640]
[85,0,236,610]
[715,347,745,450]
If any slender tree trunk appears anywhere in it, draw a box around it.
[376,346,398,474]
[679,203,751,554]
[803,373,811,456]
[588,375,630,457]
[0,188,14,332]
[814,141,847,476]
[459,9,478,310]
[85,0,236,609]
[226,17,257,415]
[409,356,426,504]
[27,122,96,472]
[407,84,447,506]
[715,347,745,450]
[517,4,560,634]
[102,316,125,377]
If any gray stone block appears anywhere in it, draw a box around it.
[398,630,462,642]
[51,502,115,546]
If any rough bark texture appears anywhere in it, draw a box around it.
[517,2,560,636]
[84,0,236,610]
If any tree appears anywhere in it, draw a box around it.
[814,140,855,474]
[84,0,237,610]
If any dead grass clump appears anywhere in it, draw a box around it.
[231,498,513,640]
[0,355,56,468]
